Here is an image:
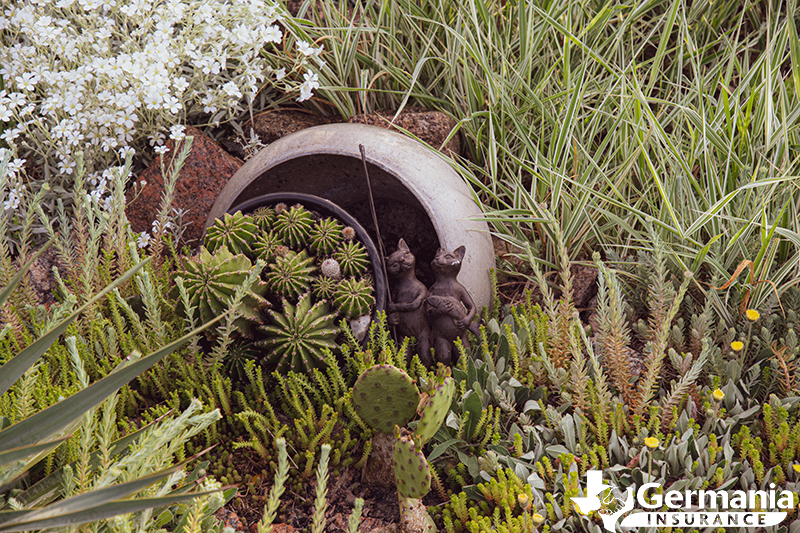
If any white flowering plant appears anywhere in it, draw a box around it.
[0,0,322,195]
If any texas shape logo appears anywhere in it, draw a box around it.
[572,470,634,532]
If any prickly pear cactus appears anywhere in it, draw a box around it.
[352,365,420,434]
[258,292,339,372]
[415,373,455,444]
[393,433,432,499]
[177,245,268,336]
[273,204,315,248]
[333,277,375,318]
[204,211,258,256]
[265,250,316,299]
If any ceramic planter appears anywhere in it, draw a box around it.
[206,123,495,311]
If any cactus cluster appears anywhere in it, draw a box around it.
[180,202,377,373]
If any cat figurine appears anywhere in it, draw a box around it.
[386,239,432,366]
[424,245,480,365]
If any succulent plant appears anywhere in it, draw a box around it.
[251,205,276,231]
[204,211,259,256]
[333,241,370,277]
[352,364,420,433]
[178,245,268,336]
[312,276,338,300]
[273,204,315,248]
[333,277,375,318]
[225,340,258,380]
[320,258,342,279]
[258,292,340,372]
[265,250,316,299]
[394,432,432,499]
[309,217,344,256]
[352,363,454,532]
[251,231,282,262]
[342,226,357,242]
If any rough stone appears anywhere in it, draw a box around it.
[570,263,598,309]
[26,245,63,307]
[245,109,342,146]
[348,107,462,156]
[125,126,242,248]
[215,508,246,532]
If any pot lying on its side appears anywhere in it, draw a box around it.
[206,123,495,311]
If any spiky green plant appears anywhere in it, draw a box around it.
[273,204,315,248]
[312,276,338,300]
[309,218,344,256]
[265,250,316,299]
[258,292,340,372]
[177,246,268,336]
[333,277,375,318]
[251,231,282,263]
[334,241,370,278]
[251,206,276,232]
[204,211,259,256]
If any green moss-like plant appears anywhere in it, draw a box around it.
[258,292,340,372]
[205,211,259,256]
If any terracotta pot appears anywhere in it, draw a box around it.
[206,123,495,311]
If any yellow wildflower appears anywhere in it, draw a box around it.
[518,493,531,510]
[532,513,545,526]
[731,341,744,352]
[793,464,800,474]
[712,389,725,402]
[745,309,760,321]
[645,437,659,449]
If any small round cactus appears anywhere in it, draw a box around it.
[342,226,356,242]
[333,277,375,318]
[251,231,282,262]
[273,204,315,248]
[333,241,370,277]
[309,217,344,256]
[265,250,316,299]
[251,206,275,231]
[312,276,338,300]
[177,246,268,337]
[320,258,341,279]
[204,211,259,256]
[258,292,340,372]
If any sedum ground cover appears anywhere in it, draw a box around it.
[1,0,800,532]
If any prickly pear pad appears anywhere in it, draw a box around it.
[352,365,419,433]
[415,376,455,444]
[393,434,431,499]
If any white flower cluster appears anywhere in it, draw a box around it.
[0,0,315,183]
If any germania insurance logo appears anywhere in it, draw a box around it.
[572,470,794,531]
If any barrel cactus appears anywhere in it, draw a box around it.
[333,277,375,318]
[273,204,315,248]
[334,241,370,277]
[258,292,340,372]
[177,245,268,337]
[265,250,316,299]
[251,231,282,263]
[309,217,344,256]
[204,211,259,256]
[251,205,276,231]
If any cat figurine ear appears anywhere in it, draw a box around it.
[398,238,410,252]
[453,245,466,263]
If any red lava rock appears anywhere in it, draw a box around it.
[348,107,462,156]
[125,126,242,248]
[215,507,246,532]
[245,109,342,145]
